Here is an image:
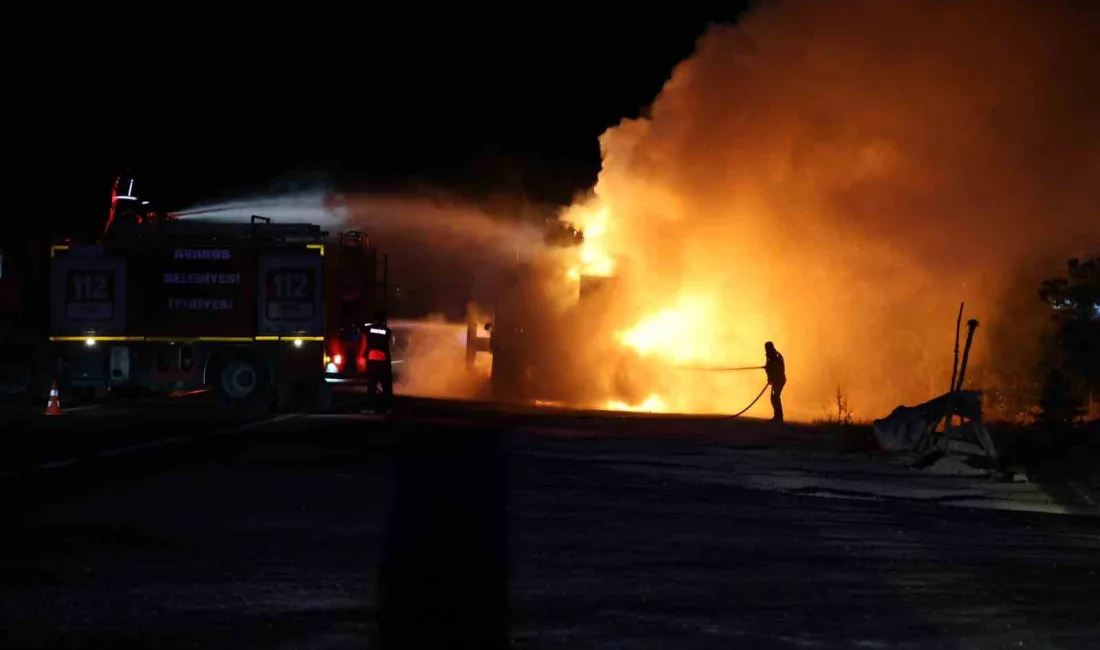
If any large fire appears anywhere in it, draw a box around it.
[561,199,776,417]
[549,0,1099,422]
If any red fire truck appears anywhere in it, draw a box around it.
[45,177,387,410]
[0,238,50,404]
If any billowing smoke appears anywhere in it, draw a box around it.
[337,193,546,318]
[564,0,1099,420]
[391,316,490,400]
[174,190,544,400]
[175,189,547,318]
[175,191,544,268]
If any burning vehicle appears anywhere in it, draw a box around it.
[466,218,660,409]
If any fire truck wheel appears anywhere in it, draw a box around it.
[0,350,36,403]
[218,357,268,405]
[0,367,31,399]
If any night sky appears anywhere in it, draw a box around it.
[25,11,750,240]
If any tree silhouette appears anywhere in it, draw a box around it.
[1038,256,1099,424]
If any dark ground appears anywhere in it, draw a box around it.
[1,394,1098,649]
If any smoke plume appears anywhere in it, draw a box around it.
[566,0,1100,420]
[392,317,489,400]
[176,190,547,319]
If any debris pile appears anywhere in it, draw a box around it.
[873,304,999,471]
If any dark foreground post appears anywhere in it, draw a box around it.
[376,425,509,649]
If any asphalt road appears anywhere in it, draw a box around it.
[2,393,1098,649]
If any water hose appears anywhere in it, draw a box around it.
[672,363,771,419]
[674,364,765,372]
[722,382,771,419]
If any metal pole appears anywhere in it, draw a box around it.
[382,254,389,314]
[950,302,964,395]
[955,319,979,393]
[945,302,965,433]
[465,300,477,370]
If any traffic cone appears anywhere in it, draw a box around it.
[46,381,62,416]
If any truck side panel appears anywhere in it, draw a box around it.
[258,252,324,337]
[50,255,128,336]
[135,247,257,339]
[48,244,326,400]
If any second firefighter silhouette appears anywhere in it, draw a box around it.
[764,341,786,423]
[363,310,394,413]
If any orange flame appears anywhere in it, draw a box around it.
[548,1,1100,422]
[606,394,667,413]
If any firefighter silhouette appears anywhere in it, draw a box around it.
[764,341,786,423]
[364,310,394,412]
